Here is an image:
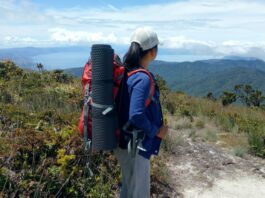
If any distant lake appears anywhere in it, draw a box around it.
[33,51,90,70]
[33,51,217,70]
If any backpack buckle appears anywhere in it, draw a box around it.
[85,139,92,151]
[102,106,114,115]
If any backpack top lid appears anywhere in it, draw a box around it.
[81,54,124,91]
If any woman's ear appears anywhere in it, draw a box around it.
[150,47,158,60]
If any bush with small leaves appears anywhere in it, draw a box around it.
[221,91,237,106]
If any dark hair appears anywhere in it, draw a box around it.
[123,42,157,71]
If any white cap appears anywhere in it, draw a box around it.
[130,27,159,51]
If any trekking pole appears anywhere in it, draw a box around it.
[127,129,143,158]
[84,84,91,152]
[83,84,94,177]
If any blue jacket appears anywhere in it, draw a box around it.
[125,70,164,159]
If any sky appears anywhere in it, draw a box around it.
[1,0,265,60]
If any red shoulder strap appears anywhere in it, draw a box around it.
[127,69,155,107]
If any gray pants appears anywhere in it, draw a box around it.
[114,147,150,198]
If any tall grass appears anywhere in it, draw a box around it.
[165,92,265,157]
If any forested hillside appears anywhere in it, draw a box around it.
[64,59,265,98]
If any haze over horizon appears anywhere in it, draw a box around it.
[1,0,265,62]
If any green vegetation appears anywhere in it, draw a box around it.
[161,89,265,158]
[151,60,265,97]
[0,61,170,197]
[234,84,265,107]
[1,60,265,197]
[0,61,119,197]
[217,84,265,107]
[221,91,237,106]
[65,59,265,98]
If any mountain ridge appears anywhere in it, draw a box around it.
[64,59,265,97]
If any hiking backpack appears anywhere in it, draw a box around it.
[78,45,156,151]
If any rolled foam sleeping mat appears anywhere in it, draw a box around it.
[91,45,113,81]
[91,107,117,151]
[92,83,113,105]
[91,44,117,151]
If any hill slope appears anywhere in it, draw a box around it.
[64,59,265,97]
[182,66,265,97]
[1,60,265,197]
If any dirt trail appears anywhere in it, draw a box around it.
[165,128,265,198]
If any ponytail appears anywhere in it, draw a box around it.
[124,42,157,71]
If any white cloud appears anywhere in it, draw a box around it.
[0,0,265,59]
[161,36,265,58]
[5,36,36,43]
[2,36,38,46]
[47,28,265,59]
[216,41,265,58]
[162,36,214,49]
[48,28,128,44]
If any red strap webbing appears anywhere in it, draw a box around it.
[127,69,155,107]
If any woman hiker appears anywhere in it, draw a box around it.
[114,27,169,198]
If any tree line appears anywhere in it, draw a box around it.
[206,84,265,107]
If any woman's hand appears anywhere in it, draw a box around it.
[156,125,169,139]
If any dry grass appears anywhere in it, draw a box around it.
[217,132,249,149]
[202,129,218,142]
[161,129,186,154]
[168,93,265,157]
[195,119,205,129]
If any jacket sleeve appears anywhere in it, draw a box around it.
[128,72,159,139]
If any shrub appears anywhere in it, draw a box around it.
[205,92,216,101]
[233,146,248,157]
[195,119,205,129]
[0,88,13,103]
[221,91,237,106]
[0,60,23,80]
[161,130,185,153]
[202,129,217,142]
[188,129,197,141]
[52,70,73,84]
[248,129,265,157]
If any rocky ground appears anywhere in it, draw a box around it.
[159,117,265,198]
